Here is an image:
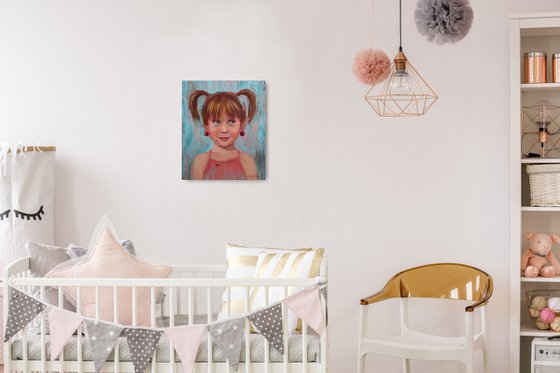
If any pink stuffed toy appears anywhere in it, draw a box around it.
[521,232,560,277]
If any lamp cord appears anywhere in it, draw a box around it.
[372,0,375,47]
[399,0,403,51]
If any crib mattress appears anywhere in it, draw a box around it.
[11,333,321,364]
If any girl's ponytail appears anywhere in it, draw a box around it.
[188,90,210,121]
[236,89,257,123]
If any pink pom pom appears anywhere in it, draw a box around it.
[352,48,391,86]
[541,307,556,323]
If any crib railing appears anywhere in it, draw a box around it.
[3,257,327,373]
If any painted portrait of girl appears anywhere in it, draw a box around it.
[182,81,266,180]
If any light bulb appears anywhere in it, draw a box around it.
[390,70,413,95]
[535,100,554,135]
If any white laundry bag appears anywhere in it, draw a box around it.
[0,144,55,273]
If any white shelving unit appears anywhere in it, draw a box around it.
[511,13,560,373]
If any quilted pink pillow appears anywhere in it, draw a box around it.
[46,228,171,326]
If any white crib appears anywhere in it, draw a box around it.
[3,257,328,373]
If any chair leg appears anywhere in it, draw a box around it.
[482,349,487,373]
[464,357,474,373]
[357,352,366,373]
[402,358,410,373]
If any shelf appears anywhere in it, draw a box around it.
[521,83,560,92]
[531,361,560,367]
[522,276,560,282]
[522,158,560,164]
[522,207,560,211]
[520,25,560,37]
[521,323,560,337]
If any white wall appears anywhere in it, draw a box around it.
[1,0,560,371]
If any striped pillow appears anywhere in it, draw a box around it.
[250,248,324,332]
[217,244,312,321]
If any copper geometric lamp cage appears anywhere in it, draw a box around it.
[522,103,560,158]
[365,0,438,117]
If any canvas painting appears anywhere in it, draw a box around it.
[182,81,266,180]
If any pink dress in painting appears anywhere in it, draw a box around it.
[203,150,246,180]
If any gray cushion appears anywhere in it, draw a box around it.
[26,241,76,312]
[67,239,135,258]
[26,241,70,278]
[31,287,76,318]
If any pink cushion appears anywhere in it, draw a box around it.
[46,228,171,326]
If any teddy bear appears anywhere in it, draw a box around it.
[521,232,560,277]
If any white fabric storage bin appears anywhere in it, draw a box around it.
[0,145,55,272]
[527,164,560,206]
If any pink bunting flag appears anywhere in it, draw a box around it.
[164,325,206,373]
[283,284,325,337]
[48,308,84,360]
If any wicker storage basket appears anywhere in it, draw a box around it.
[527,164,560,206]
[526,290,560,330]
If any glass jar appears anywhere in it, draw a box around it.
[524,52,547,84]
[553,53,560,83]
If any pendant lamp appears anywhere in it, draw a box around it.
[365,0,438,117]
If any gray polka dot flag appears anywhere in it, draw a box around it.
[207,317,245,371]
[4,288,46,342]
[247,303,284,354]
[123,327,162,373]
[84,319,123,373]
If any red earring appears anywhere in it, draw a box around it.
[240,130,245,137]
[204,131,209,136]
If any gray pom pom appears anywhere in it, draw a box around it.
[414,0,474,45]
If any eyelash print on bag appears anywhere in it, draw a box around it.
[14,206,44,221]
[0,210,9,221]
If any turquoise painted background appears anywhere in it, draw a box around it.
[182,81,266,180]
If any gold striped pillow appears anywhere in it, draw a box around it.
[250,248,324,331]
[217,243,312,321]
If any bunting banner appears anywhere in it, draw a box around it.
[84,319,123,373]
[4,288,46,341]
[283,284,325,337]
[4,282,325,372]
[320,286,328,326]
[164,325,206,373]
[123,327,162,373]
[207,318,245,371]
[247,303,284,354]
[49,308,84,360]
